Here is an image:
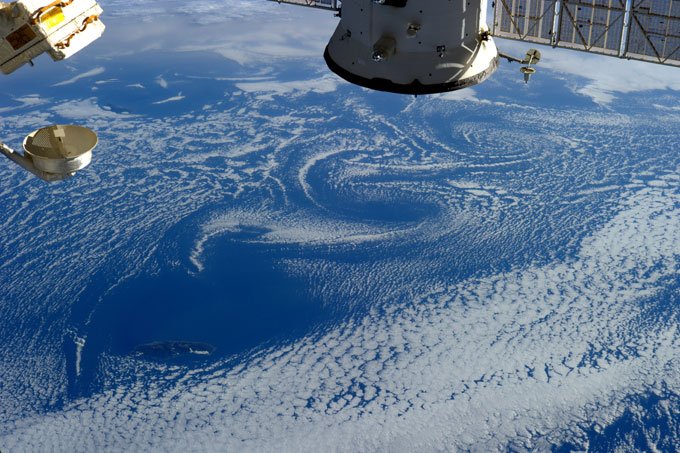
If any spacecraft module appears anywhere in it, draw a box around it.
[324,0,499,94]
[272,0,680,94]
[0,0,105,74]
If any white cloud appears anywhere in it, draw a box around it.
[0,95,48,113]
[52,67,106,87]
[175,11,338,65]
[236,77,339,99]
[156,76,169,89]
[50,98,135,120]
[153,92,186,104]
[435,87,492,104]
[2,186,678,451]
[0,4,678,450]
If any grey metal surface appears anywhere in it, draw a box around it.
[493,0,680,67]
[267,0,340,11]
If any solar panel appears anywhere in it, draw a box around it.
[494,0,558,45]
[267,0,340,11]
[493,0,680,67]
[627,0,680,64]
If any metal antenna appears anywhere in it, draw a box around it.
[498,48,541,83]
[1,125,97,182]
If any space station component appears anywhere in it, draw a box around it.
[270,0,511,93]
[326,0,500,94]
[493,0,680,68]
[0,0,105,75]
[269,0,680,94]
[0,125,97,182]
[500,48,541,83]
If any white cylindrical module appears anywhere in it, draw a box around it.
[325,0,499,94]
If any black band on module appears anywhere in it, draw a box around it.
[376,0,408,7]
[324,47,500,95]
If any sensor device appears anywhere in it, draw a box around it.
[1,125,97,182]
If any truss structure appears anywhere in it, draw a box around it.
[493,0,680,67]
[268,0,340,11]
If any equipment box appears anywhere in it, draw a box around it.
[0,0,104,74]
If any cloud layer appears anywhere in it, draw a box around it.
[0,2,679,451]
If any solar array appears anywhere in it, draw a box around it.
[268,0,340,11]
[493,0,680,67]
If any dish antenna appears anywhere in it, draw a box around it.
[0,124,97,182]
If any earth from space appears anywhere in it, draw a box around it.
[1,0,679,450]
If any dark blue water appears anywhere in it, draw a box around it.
[553,389,680,452]
[72,219,335,395]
